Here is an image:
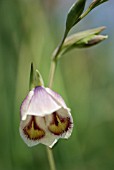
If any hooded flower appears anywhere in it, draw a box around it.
[20,86,73,148]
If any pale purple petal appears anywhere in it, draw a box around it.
[20,90,34,120]
[22,86,61,118]
[46,88,70,110]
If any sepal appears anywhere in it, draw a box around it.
[29,63,44,90]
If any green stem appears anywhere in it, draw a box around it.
[77,1,101,23]
[75,2,100,25]
[76,7,91,24]
[46,28,68,170]
[48,29,68,88]
[46,62,57,170]
[46,1,102,167]
[46,147,56,170]
[52,29,68,61]
[79,7,91,20]
[48,60,56,88]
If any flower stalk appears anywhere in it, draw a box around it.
[48,60,56,89]
[52,29,68,61]
[46,147,56,170]
[46,27,69,170]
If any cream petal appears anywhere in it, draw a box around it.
[39,132,58,148]
[45,108,73,140]
[19,115,58,148]
[20,90,34,120]
[46,88,70,110]
[19,115,46,147]
[57,108,73,139]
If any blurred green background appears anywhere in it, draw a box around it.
[0,0,114,170]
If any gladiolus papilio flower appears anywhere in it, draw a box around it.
[19,86,73,148]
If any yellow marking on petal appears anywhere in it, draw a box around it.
[48,113,70,135]
[23,116,45,140]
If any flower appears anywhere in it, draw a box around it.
[19,86,73,148]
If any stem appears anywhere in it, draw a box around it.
[46,62,56,170]
[48,29,68,88]
[75,2,100,25]
[46,2,101,168]
[46,147,56,170]
[46,28,68,170]
[79,8,91,20]
[77,1,101,23]
[52,29,68,61]
[76,7,91,24]
[48,60,56,88]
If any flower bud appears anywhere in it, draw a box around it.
[60,27,107,55]
[73,35,108,48]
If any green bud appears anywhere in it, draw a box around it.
[75,34,108,48]
[60,27,107,55]
[66,0,86,33]
[29,63,44,90]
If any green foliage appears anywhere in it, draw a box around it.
[65,0,108,34]
[66,0,86,32]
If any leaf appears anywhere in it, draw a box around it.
[66,0,86,32]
